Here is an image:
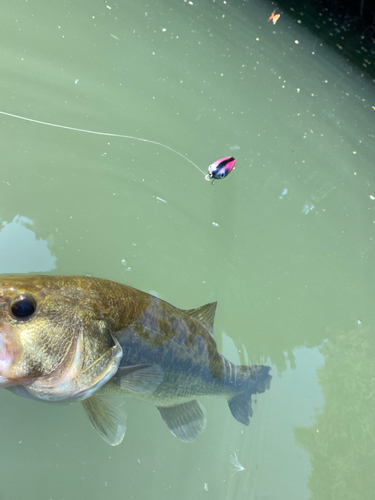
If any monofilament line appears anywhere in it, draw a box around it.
[0,111,207,177]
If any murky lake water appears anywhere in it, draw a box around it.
[1,1,374,499]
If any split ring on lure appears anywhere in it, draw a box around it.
[205,156,236,182]
[0,111,235,183]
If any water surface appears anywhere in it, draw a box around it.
[1,1,374,499]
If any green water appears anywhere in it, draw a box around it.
[1,0,374,499]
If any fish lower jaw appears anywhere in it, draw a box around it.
[22,372,113,403]
[0,375,14,387]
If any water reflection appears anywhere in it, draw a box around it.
[0,215,56,273]
[294,325,375,500]
[222,339,324,500]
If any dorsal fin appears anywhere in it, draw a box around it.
[184,302,217,336]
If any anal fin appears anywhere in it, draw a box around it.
[157,400,206,443]
[82,394,127,446]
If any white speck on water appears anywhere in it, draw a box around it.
[121,259,131,271]
[279,188,288,199]
[18,441,22,444]
[302,203,315,215]
[75,79,79,84]
[156,196,167,203]
[138,459,141,464]
[204,483,209,491]
[212,222,219,226]
[370,195,375,200]
[357,319,362,324]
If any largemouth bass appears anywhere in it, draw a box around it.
[0,275,271,445]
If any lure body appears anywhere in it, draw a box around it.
[206,156,236,181]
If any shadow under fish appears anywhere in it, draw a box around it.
[0,275,271,445]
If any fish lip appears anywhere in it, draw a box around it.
[0,329,15,385]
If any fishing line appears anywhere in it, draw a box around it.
[0,110,207,177]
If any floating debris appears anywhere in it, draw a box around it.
[268,11,281,25]
[229,451,251,477]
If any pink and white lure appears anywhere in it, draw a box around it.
[206,156,236,182]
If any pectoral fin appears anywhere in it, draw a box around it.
[157,400,206,442]
[115,364,164,394]
[82,394,127,446]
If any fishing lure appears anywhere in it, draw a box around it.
[206,156,236,181]
[0,111,235,183]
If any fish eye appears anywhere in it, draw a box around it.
[220,171,225,178]
[11,294,37,320]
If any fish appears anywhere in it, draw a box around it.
[206,156,236,181]
[0,275,271,446]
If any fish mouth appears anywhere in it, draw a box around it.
[0,329,15,385]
